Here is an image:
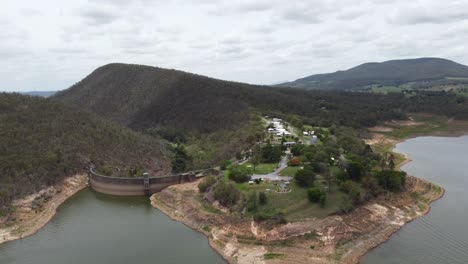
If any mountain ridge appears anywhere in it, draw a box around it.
[280,58,468,90]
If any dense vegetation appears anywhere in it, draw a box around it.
[55,63,468,133]
[281,58,468,90]
[0,93,170,210]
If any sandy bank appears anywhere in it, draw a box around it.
[0,174,88,245]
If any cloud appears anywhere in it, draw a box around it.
[2,0,468,91]
[49,48,86,54]
[388,1,468,25]
[77,7,119,25]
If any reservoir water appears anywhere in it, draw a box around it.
[2,136,467,264]
[0,189,225,264]
[362,136,468,264]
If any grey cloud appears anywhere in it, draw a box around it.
[280,7,322,24]
[49,48,86,54]
[3,0,468,91]
[389,2,468,25]
[78,7,119,25]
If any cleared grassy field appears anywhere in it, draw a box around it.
[279,166,301,177]
[245,162,278,174]
[224,173,344,220]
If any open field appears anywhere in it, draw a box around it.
[244,162,278,174]
[223,172,344,220]
[279,166,301,177]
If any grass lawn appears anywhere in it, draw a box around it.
[245,162,278,174]
[279,166,301,177]
[226,174,344,220]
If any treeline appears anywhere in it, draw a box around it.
[0,93,170,211]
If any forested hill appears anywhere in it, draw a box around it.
[55,63,468,131]
[0,93,171,209]
[281,58,468,90]
[54,63,254,133]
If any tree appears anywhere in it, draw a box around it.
[388,154,395,170]
[376,170,406,192]
[214,181,240,207]
[339,180,362,204]
[288,157,301,166]
[220,159,232,170]
[307,188,324,203]
[295,167,316,187]
[259,192,268,205]
[251,146,262,172]
[198,176,217,193]
[336,168,349,182]
[262,144,283,162]
[172,144,192,173]
[319,193,327,207]
[291,144,306,156]
[347,161,364,182]
[339,197,354,213]
[247,192,258,212]
[228,164,252,183]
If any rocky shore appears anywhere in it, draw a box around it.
[0,174,88,245]
[151,173,443,264]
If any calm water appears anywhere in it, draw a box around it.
[0,189,225,264]
[362,136,468,264]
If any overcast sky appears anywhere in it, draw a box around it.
[2,0,468,92]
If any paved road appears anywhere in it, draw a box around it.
[251,155,292,181]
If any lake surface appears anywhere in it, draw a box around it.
[0,189,225,264]
[362,136,468,264]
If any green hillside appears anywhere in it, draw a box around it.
[0,93,171,210]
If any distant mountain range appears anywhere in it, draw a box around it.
[22,91,57,97]
[280,58,468,90]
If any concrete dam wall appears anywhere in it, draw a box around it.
[88,168,218,196]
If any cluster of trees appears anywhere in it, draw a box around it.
[251,143,284,166]
[287,124,408,213]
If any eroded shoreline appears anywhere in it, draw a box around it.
[150,175,443,264]
[150,129,450,264]
[0,174,88,245]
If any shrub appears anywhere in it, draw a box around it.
[220,159,232,170]
[339,197,355,213]
[259,192,268,205]
[339,180,362,204]
[307,188,323,203]
[253,212,269,222]
[247,192,258,212]
[335,169,349,182]
[228,164,252,183]
[295,167,316,187]
[291,144,306,156]
[319,193,327,207]
[288,157,301,166]
[198,176,217,193]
